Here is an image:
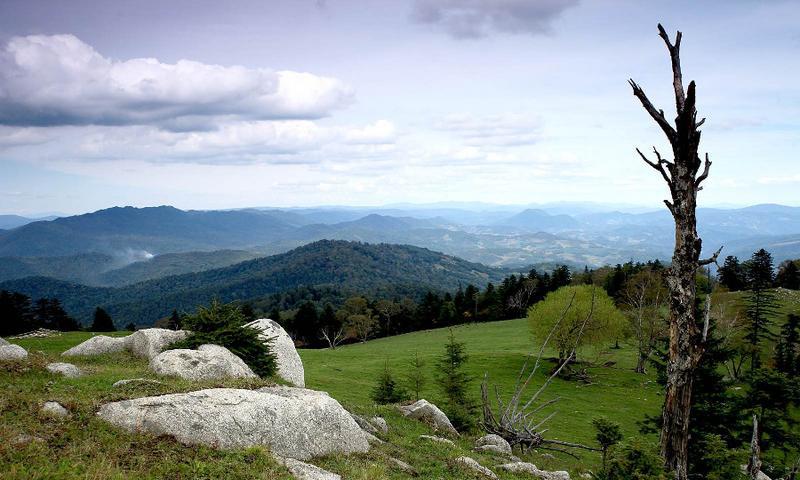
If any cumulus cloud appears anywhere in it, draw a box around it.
[411,0,578,39]
[435,113,542,146]
[0,34,354,129]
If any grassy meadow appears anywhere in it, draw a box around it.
[1,317,665,479]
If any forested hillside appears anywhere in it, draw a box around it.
[0,241,505,325]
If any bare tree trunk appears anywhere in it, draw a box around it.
[629,24,721,480]
[635,351,648,374]
[748,414,761,479]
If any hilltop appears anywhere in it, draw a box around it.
[0,240,506,325]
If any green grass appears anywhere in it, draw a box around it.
[302,318,663,474]
[1,322,663,479]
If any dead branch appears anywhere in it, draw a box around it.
[481,288,599,454]
[698,245,723,267]
[747,414,762,479]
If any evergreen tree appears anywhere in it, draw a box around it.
[743,249,779,371]
[0,290,33,336]
[91,307,115,332]
[718,255,745,291]
[173,299,276,377]
[34,298,79,331]
[371,362,407,404]
[294,301,320,346]
[775,314,800,376]
[776,260,800,290]
[167,309,182,330]
[405,351,426,400]
[436,330,476,431]
[551,265,572,290]
[268,307,282,324]
[240,303,256,322]
[124,322,136,331]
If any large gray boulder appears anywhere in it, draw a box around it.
[97,387,369,460]
[495,462,571,480]
[244,319,304,387]
[46,362,83,378]
[149,344,257,381]
[129,328,190,360]
[0,337,9,346]
[0,344,27,361]
[63,335,130,356]
[399,399,458,436]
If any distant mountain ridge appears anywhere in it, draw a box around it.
[0,203,797,276]
[0,240,506,326]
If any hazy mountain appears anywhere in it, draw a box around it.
[0,240,506,325]
[0,206,296,257]
[0,250,262,287]
[494,208,581,233]
[0,214,58,230]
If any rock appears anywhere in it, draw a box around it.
[475,434,512,456]
[420,434,455,446]
[282,458,341,480]
[244,319,304,387]
[150,344,257,381]
[0,337,9,346]
[370,416,389,434]
[0,344,27,361]
[351,413,380,435]
[129,328,190,360]
[454,456,498,479]
[495,462,571,480]
[475,444,513,456]
[112,378,164,388]
[388,457,418,476]
[41,401,69,418]
[399,399,458,436]
[63,335,130,356]
[740,467,771,480]
[46,362,83,378]
[97,387,369,460]
[364,431,385,445]
[12,433,46,446]
[540,453,556,460]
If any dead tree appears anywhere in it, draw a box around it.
[629,24,722,479]
[481,288,598,458]
[747,414,762,480]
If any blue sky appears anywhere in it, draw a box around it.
[0,0,798,215]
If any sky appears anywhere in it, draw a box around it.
[0,0,798,216]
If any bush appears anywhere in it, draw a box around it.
[596,439,668,480]
[173,299,276,378]
[371,363,408,404]
[436,330,477,432]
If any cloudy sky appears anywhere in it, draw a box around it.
[0,0,798,215]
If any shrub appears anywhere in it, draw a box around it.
[593,417,623,470]
[173,299,276,378]
[596,439,668,480]
[371,362,408,404]
[436,329,477,432]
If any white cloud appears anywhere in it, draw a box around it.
[435,113,542,146]
[412,0,579,39]
[0,34,354,129]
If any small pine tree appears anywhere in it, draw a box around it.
[436,329,477,431]
[91,307,116,332]
[371,362,408,404]
[405,351,426,400]
[743,250,779,372]
[173,299,276,377]
[167,309,182,330]
[124,322,136,331]
[775,314,800,376]
[593,417,623,470]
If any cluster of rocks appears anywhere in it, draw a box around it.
[9,328,62,339]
